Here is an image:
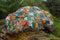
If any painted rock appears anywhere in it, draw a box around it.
[5,6,54,33]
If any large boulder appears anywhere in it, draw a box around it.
[5,6,54,33]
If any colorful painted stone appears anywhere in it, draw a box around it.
[5,6,54,33]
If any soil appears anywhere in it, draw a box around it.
[6,31,50,40]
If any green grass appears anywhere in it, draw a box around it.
[49,16,60,37]
[49,34,57,38]
[0,19,4,22]
[53,17,60,37]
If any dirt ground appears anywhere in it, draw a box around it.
[7,31,50,40]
